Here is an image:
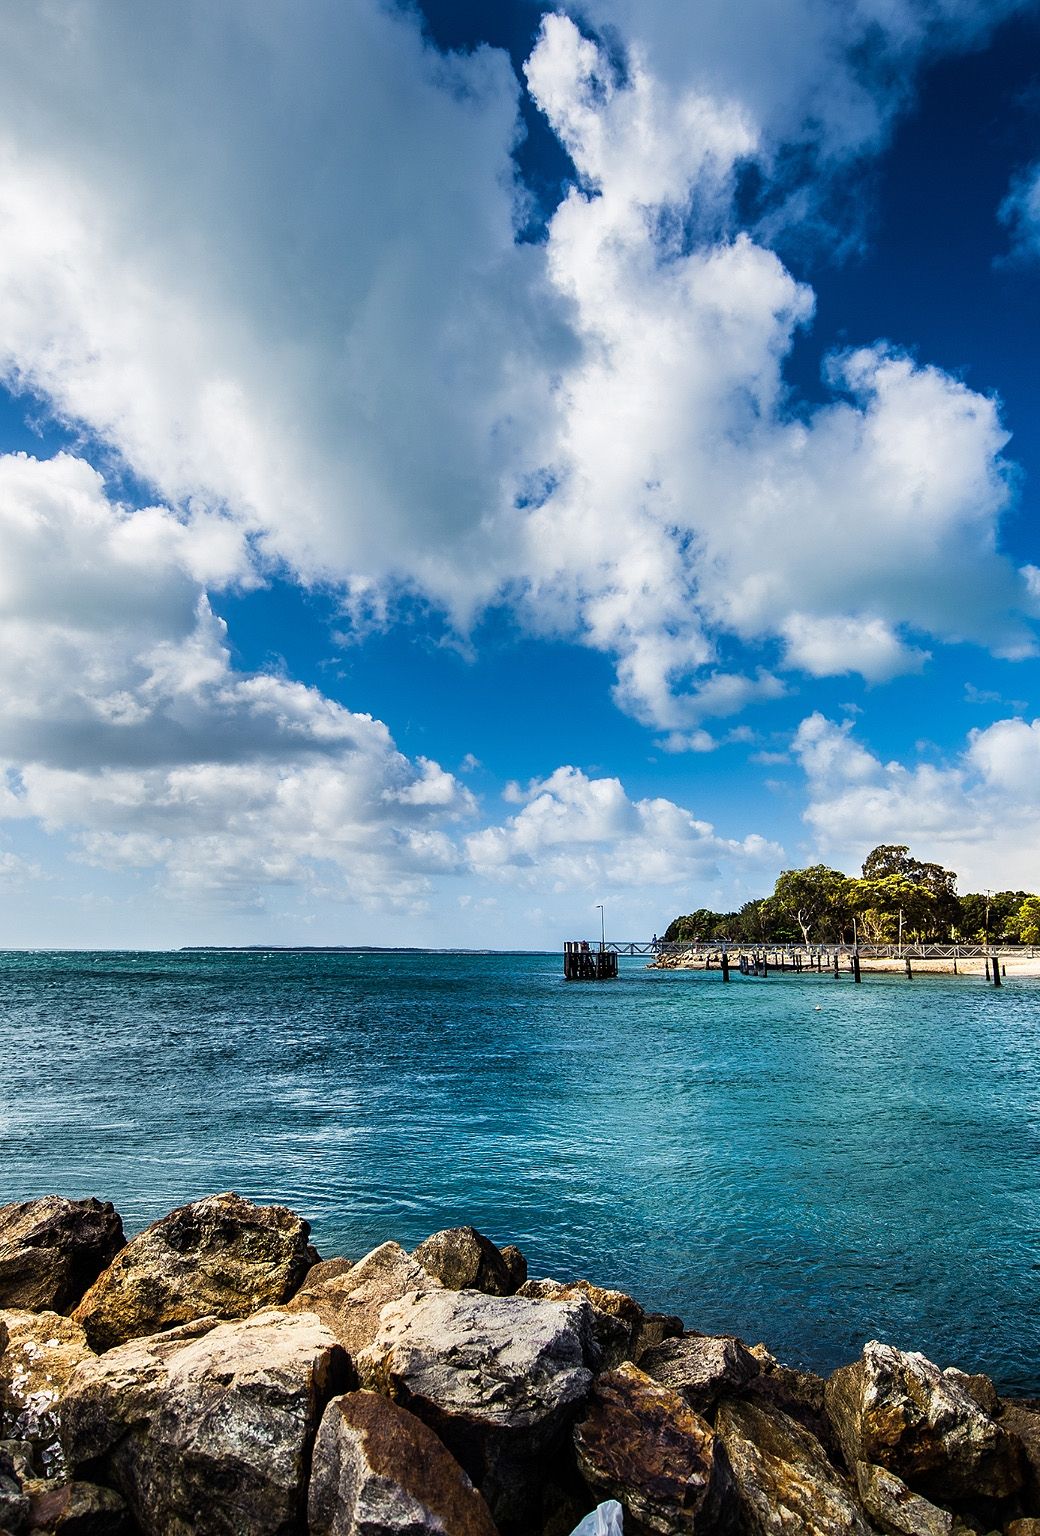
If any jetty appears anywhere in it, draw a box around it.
[565,939,1040,983]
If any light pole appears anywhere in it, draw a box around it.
[596,904,605,951]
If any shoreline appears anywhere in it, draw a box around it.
[2,1193,1040,1535]
[650,950,1040,977]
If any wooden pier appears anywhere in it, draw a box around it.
[563,942,618,981]
[563,939,1036,985]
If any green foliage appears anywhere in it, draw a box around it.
[1013,895,1040,945]
[662,844,1038,947]
[772,865,854,943]
[959,890,1031,941]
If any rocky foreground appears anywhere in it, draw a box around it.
[0,1194,1038,1536]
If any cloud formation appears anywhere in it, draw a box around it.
[0,0,1030,746]
[793,710,1040,889]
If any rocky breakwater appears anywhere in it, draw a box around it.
[1,1193,1039,1536]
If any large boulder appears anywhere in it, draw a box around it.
[716,1396,872,1536]
[308,1390,498,1536]
[573,1362,733,1536]
[518,1279,680,1370]
[0,1203,123,1317]
[640,1334,760,1413]
[825,1341,1024,1504]
[412,1228,525,1296]
[61,1308,348,1535]
[0,1312,94,1480]
[24,1480,131,1533]
[357,1287,599,1532]
[287,1241,439,1356]
[854,1460,955,1536]
[72,1192,310,1352]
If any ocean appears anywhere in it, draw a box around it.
[2,948,1038,1391]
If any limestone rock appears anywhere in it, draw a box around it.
[855,1459,955,1536]
[573,1362,732,1536]
[716,1396,871,1536]
[358,1287,598,1532]
[72,1191,310,1352]
[413,1228,523,1297]
[0,1313,94,1481]
[1006,1521,1040,1536]
[26,1480,130,1533]
[640,1333,759,1413]
[62,1308,348,1535]
[308,1390,498,1536]
[825,1342,1024,1504]
[287,1241,438,1356]
[0,1203,123,1317]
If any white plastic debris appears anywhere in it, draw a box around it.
[568,1500,624,1536]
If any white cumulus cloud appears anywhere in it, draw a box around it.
[792,710,1040,889]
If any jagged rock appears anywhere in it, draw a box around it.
[1006,1521,1040,1535]
[855,1460,955,1535]
[300,1257,355,1291]
[0,1447,28,1535]
[944,1370,1000,1419]
[0,1449,31,1488]
[746,1346,833,1451]
[357,1287,598,1532]
[716,1396,871,1536]
[308,1390,498,1536]
[633,1313,685,1361]
[287,1241,438,1356]
[640,1333,759,1412]
[573,1362,732,1536]
[0,1313,94,1480]
[26,1480,130,1533]
[0,1203,123,1317]
[499,1248,528,1294]
[412,1228,523,1297]
[518,1280,639,1369]
[826,1342,1024,1504]
[72,1192,310,1352]
[1000,1403,1040,1505]
[62,1308,348,1535]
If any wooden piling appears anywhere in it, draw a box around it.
[905,956,912,979]
[833,951,839,978]
[985,957,991,981]
[993,956,1002,988]
[721,952,730,982]
[853,952,861,984]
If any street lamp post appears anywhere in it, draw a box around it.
[596,904,605,951]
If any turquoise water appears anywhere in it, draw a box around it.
[1,950,1038,1391]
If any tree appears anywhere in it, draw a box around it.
[849,874,934,943]
[1012,895,1040,945]
[860,846,959,939]
[772,866,854,944]
[958,891,1031,941]
[664,910,721,943]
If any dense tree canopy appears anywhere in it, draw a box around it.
[663,847,1039,946]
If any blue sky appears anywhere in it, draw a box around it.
[0,0,1037,947]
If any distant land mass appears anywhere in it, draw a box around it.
[180,945,552,955]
